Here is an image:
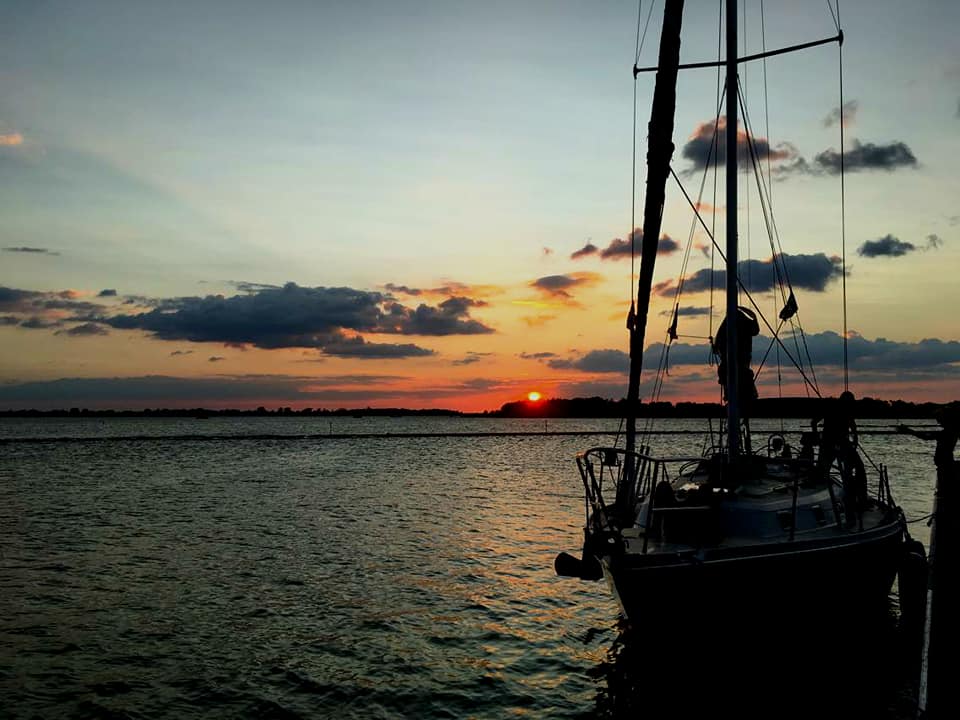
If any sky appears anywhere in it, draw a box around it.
[2,0,959,411]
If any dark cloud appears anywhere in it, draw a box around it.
[19,317,63,329]
[0,286,104,316]
[659,306,711,317]
[314,333,436,359]
[452,351,494,366]
[548,349,629,374]
[208,356,225,362]
[570,242,598,260]
[587,231,679,261]
[519,351,558,360]
[103,282,490,356]
[0,375,366,409]
[654,253,843,296]
[649,331,960,373]
[384,296,493,336]
[814,139,917,174]
[681,117,796,171]
[857,235,915,258]
[926,234,944,250]
[1,315,19,325]
[98,289,118,297]
[2,246,60,255]
[229,281,282,294]
[383,282,422,296]
[383,281,502,300]
[55,322,109,337]
[170,350,194,357]
[530,272,601,300]
[823,100,859,128]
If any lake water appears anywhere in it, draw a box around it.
[0,417,937,718]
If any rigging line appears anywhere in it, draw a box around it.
[760,0,772,207]
[742,0,751,293]
[630,0,642,298]
[754,318,786,379]
[737,87,788,307]
[838,2,849,393]
[709,0,723,341]
[737,85,822,392]
[760,0,783,425]
[673,91,724,306]
[637,0,656,64]
[631,77,638,302]
[668,167,821,396]
[825,0,840,33]
[634,0,643,62]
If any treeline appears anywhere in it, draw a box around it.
[493,396,953,419]
[0,396,952,419]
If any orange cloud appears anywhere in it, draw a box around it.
[0,133,24,147]
[383,280,503,300]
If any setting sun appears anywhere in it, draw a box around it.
[527,391,542,402]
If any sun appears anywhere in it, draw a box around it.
[527,391,542,402]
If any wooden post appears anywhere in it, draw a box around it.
[918,460,958,718]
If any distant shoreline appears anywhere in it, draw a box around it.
[0,396,952,419]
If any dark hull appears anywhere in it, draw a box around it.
[601,520,904,622]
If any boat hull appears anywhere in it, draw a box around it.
[600,520,904,622]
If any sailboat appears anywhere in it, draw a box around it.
[555,0,907,621]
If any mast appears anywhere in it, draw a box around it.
[724,0,740,461]
[620,0,684,515]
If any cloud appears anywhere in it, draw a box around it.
[0,133,24,147]
[55,322,109,337]
[452,351,494,366]
[98,289,118,297]
[654,253,844,296]
[681,117,796,171]
[383,282,423,296]
[0,373,509,410]
[659,306,711,317]
[648,331,960,374]
[548,349,630,373]
[857,235,915,258]
[574,231,678,261]
[312,333,436,359]
[170,350,194,357]
[230,281,282,294]
[926,234,944,250]
[0,375,365,409]
[519,351,558,360]
[102,282,490,356]
[521,314,557,327]
[383,281,502,300]
[570,242,598,260]
[1,315,19,325]
[2,246,59,255]
[542,247,553,257]
[814,139,917,174]
[823,100,859,128]
[19,317,64,329]
[0,286,103,316]
[382,296,493,336]
[529,272,602,301]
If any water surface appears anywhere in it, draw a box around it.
[0,418,935,718]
